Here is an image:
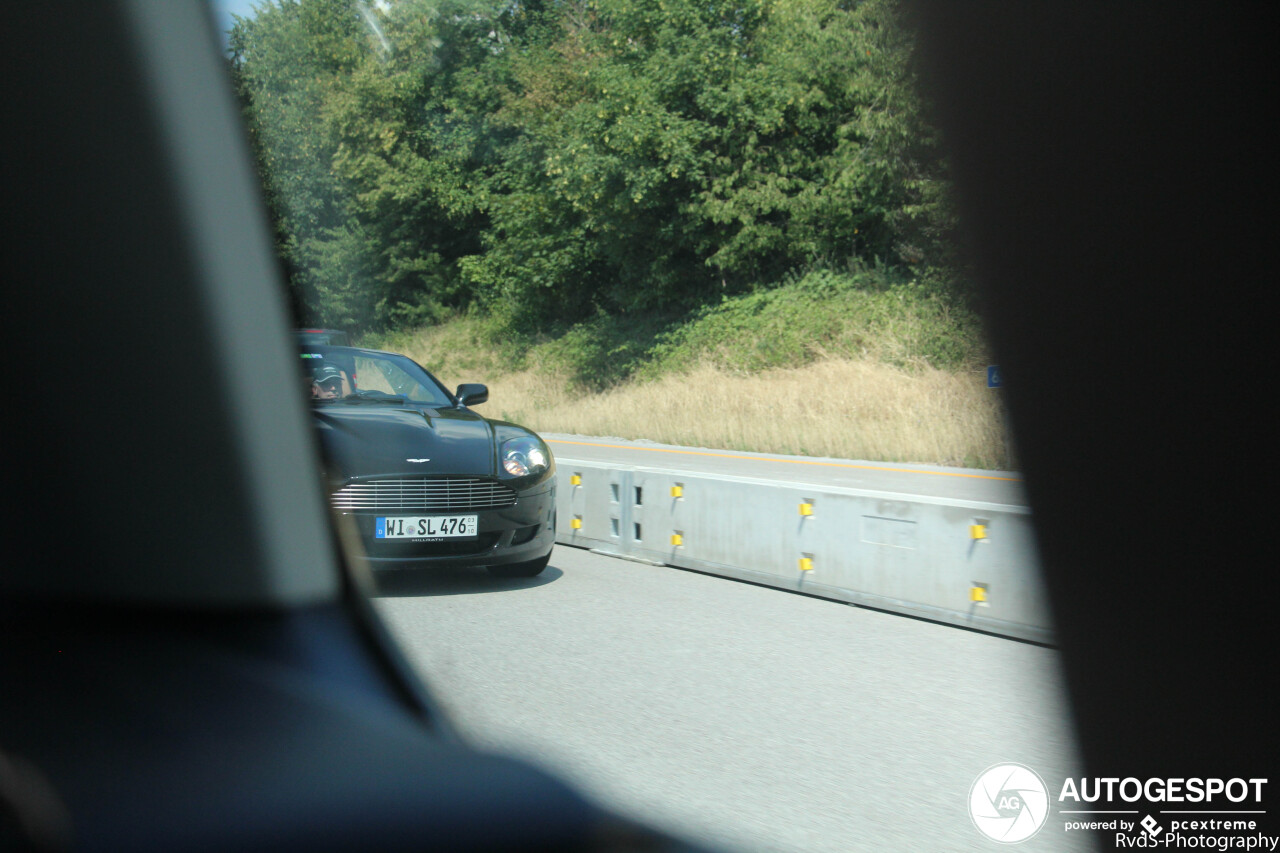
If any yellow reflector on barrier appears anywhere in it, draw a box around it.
[971,586,987,602]
[570,517,582,530]
[799,502,814,516]
[671,533,683,546]
[670,485,683,498]
[970,524,987,540]
[570,474,581,486]
[799,557,814,572]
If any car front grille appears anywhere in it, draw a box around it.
[331,478,517,512]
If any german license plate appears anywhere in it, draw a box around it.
[375,515,478,539]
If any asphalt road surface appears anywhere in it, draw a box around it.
[373,546,1092,853]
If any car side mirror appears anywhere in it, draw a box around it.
[455,383,488,407]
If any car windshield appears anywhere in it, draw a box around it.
[302,346,455,407]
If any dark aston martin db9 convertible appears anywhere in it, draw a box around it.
[301,344,555,577]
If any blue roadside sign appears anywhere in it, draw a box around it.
[987,365,1003,388]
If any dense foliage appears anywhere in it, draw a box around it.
[230,0,959,335]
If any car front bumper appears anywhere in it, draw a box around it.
[343,482,555,570]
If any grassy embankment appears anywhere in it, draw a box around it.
[365,271,1012,469]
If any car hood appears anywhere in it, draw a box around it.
[311,404,496,481]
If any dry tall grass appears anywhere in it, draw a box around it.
[435,359,1011,470]
[380,315,1011,469]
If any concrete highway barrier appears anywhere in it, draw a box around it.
[552,457,1053,644]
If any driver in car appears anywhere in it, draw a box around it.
[311,364,344,400]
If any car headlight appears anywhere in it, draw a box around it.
[501,435,549,477]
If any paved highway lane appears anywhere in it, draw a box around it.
[543,434,1028,507]
[373,547,1091,853]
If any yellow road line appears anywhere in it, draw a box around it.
[546,439,1022,483]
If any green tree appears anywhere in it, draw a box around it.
[322,0,514,327]
[232,0,960,336]
[462,0,761,327]
[231,0,373,328]
[463,0,957,329]
[693,0,954,281]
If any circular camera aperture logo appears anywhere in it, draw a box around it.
[969,763,1050,844]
